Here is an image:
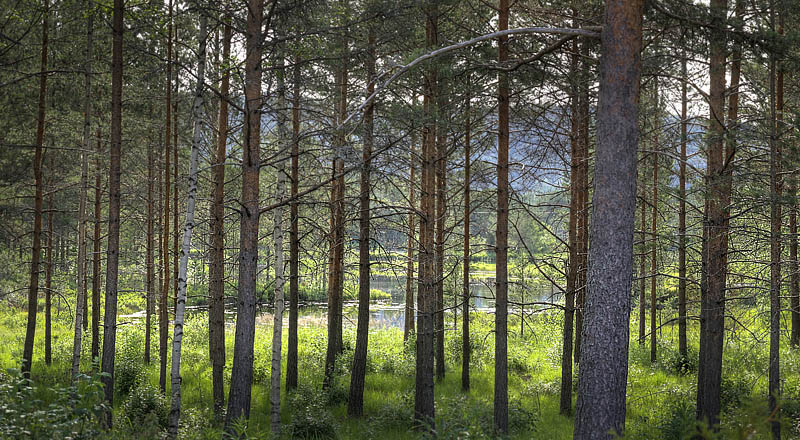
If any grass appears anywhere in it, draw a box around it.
[1,300,798,439]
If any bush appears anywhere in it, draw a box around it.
[121,383,168,433]
[116,328,145,396]
[0,369,108,439]
[287,386,338,439]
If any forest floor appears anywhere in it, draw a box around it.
[0,306,798,439]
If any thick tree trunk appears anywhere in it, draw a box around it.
[287,53,301,392]
[208,8,231,417]
[573,0,643,437]
[461,87,470,392]
[224,0,263,425]
[494,0,509,433]
[100,0,123,425]
[73,4,93,375]
[348,27,375,418]
[678,54,687,357]
[167,14,206,437]
[21,0,48,377]
[696,0,728,427]
[92,128,102,362]
[160,0,173,394]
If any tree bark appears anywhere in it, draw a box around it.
[45,191,53,366]
[160,0,174,394]
[696,0,727,427]
[167,13,206,437]
[208,7,231,417]
[414,3,438,429]
[435,88,446,383]
[650,88,659,364]
[21,0,49,378]
[678,54,687,358]
[348,27,375,418]
[287,52,301,392]
[224,0,263,425]
[92,127,102,363]
[461,85,471,392]
[72,2,93,376]
[101,0,123,424]
[573,0,643,437]
[405,142,416,342]
[494,0,510,433]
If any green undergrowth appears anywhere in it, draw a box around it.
[1,305,800,439]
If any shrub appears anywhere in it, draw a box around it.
[0,368,108,439]
[287,386,338,439]
[121,383,168,433]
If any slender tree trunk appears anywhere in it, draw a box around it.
[209,8,231,417]
[434,92,446,383]
[45,192,53,366]
[21,0,49,377]
[494,0,510,433]
[561,35,580,416]
[405,142,416,342]
[101,0,123,424]
[92,128,102,362]
[269,52,289,437]
[146,134,154,366]
[768,8,783,437]
[573,37,590,363]
[650,92,659,364]
[678,54,687,358]
[573,0,643,437]
[167,14,206,437]
[638,189,646,345]
[461,85,470,392]
[72,3,93,376]
[287,52,301,392]
[173,72,179,316]
[348,28,375,418]
[160,0,174,394]
[323,12,348,389]
[696,0,728,427]
[224,0,263,425]
[414,3,438,428]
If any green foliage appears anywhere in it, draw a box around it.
[115,327,146,396]
[120,383,168,434]
[287,386,339,439]
[0,368,108,439]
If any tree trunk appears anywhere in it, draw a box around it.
[45,192,53,366]
[224,0,263,425]
[650,90,658,364]
[435,88,446,383]
[92,127,102,362]
[160,0,174,394]
[638,188,646,346]
[287,52,301,392]
[414,3,438,429]
[678,54,687,358]
[494,0,510,433]
[72,2,93,376]
[573,37,590,363]
[696,0,727,427]
[208,7,231,417]
[405,142,416,342]
[348,27,375,418]
[269,51,289,437]
[323,13,348,390]
[21,0,48,378]
[768,8,783,437]
[167,13,206,437]
[573,0,643,437]
[101,0,123,424]
[461,85,471,392]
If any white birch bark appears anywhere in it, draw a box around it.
[167,12,206,438]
